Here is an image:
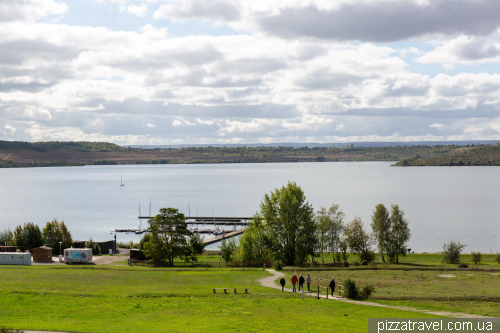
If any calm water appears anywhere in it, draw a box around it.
[0,162,498,253]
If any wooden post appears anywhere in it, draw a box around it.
[326,287,329,299]
[317,285,320,299]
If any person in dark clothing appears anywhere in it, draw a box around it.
[280,276,286,291]
[329,277,336,296]
[298,274,305,292]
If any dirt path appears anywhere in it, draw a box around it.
[3,153,11,160]
[259,270,490,319]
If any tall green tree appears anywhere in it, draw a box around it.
[183,233,206,263]
[0,229,14,246]
[344,217,374,262]
[14,223,43,250]
[260,182,316,265]
[144,208,193,266]
[315,205,345,263]
[237,214,272,262]
[389,205,411,263]
[42,219,73,254]
[371,204,391,263]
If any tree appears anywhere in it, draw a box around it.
[0,229,14,246]
[183,233,206,263]
[344,217,374,262]
[236,214,272,262]
[220,238,237,262]
[442,241,466,264]
[315,205,344,263]
[85,238,101,255]
[388,205,411,263]
[42,219,73,255]
[371,204,391,263]
[471,252,482,264]
[14,223,43,250]
[260,182,316,265]
[144,208,192,266]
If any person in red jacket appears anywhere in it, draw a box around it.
[291,274,298,292]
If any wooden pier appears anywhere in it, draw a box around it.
[138,216,253,224]
[202,230,244,245]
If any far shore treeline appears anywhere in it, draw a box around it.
[1,140,500,168]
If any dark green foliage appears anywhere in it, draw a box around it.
[236,214,272,262]
[394,144,500,166]
[143,208,193,266]
[41,219,72,255]
[274,260,283,270]
[458,263,468,268]
[342,278,359,299]
[442,241,467,264]
[494,253,500,264]
[85,238,101,255]
[0,140,126,152]
[220,238,237,262]
[260,182,316,265]
[0,327,24,333]
[92,160,118,165]
[0,229,14,246]
[343,261,349,267]
[359,283,375,299]
[183,233,206,263]
[361,260,368,266]
[14,223,43,250]
[471,252,482,264]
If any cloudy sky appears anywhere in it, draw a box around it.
[1,0,500,145]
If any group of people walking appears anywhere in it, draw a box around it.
[279,274,336,296]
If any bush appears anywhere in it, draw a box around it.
[471,252,482,264]
[343,261,349,267]
[458,263,468,268]
[358,250,376,263]
[0,328,24,333]
[494,253,500,264]
[359,283,375,299]
[85,238,101,256]
[274,260,283,271]
[342,278,359,299]
[361,260,368,266]
[442,240,466,264]
[334,251,342,263]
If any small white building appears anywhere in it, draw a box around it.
[0,252,31,265]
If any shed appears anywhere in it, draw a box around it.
[0,246,20,252]
[33,246,53,261]
[73,240,86,249]
[97,240,115,255]
[0,252,31,265]
[130,249,145,260]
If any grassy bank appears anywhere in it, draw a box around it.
[0,265,439,333]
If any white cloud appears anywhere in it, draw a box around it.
[127,3,149,18]
[0,0,67,23]
[4,124,16,135]
[23,106,53,121]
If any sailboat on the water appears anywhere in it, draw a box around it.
[120,176,124,187]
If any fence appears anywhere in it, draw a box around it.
[128,259,267,268]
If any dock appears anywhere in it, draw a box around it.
[115,228,151,233]
[202,230,244,245]
[138,216,253,224]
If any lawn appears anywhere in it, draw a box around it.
[278,268,500,317]
[0,265,440,333]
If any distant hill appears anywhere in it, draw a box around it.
[1,140,499,168]
[393,144,500,166]
[126,140,499,149]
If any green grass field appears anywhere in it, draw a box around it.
[0,265,440,333]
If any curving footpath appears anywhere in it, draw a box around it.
[259,269,492,319]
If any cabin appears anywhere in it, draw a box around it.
[33,246,53,261]
[97,240,115,255]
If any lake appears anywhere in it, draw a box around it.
[0,162,498,253]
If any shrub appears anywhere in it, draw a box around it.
[0,328,24,333]
[334,251,342,263]
[458,263,468,268]
[342,278,359,299]
[442,240,466,264]
[343,261,349,267]
[359,283,375,299]
[274,260,283,271]
[359,250,376,263]
[471,252,482,264]
[361,260,368,266]
[354,261,360,267]
[85,238,101,256]
[494,253,500,264]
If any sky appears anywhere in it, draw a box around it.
[1,0,500,145]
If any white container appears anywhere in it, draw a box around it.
[64,248,92,263]
[0,252,31,265]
